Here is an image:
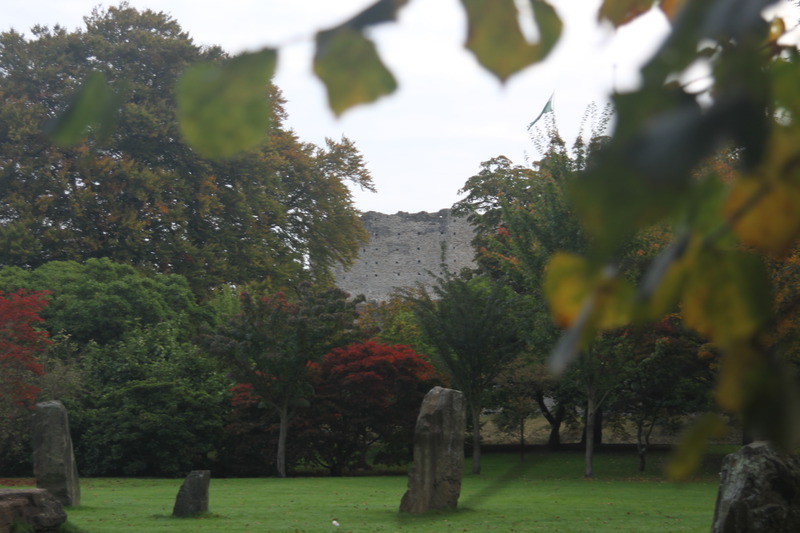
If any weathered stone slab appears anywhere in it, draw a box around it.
[400,386,466,513]
[711,441,800,533]
[0,488,67,533]
[172,470,210,517]
[32,401,80,506]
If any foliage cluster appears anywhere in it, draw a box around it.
[0,4,373,296]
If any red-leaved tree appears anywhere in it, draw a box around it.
[0,289,51,407]
[303,341,439,475]
[0,289,51,473]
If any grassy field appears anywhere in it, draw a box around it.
[4,449,729,533]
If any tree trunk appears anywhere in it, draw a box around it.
[277,404,289,478]
[535,391,564,451]
[584,396,595,479]
[593,408,603,446]
[518,418,526,462]
[636,420,647,473]
[471,405,481,474]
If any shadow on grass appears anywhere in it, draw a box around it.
[388,456,539,527]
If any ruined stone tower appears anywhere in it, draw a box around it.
[334,209,475,302]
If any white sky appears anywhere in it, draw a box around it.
[3,1,797,214]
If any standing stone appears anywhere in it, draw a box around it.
[0,489,67,533]
[711,441,800,533]
[172,470,210,517]
[400,386,466,513]
[32,401,80,507]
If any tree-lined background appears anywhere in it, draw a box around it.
[2,0,800,487]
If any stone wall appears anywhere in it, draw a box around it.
[334,209,475,302]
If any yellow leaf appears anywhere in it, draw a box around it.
[726,177,800,255]
[598,0,655,28]
[461,0,562,82]
[681,249,772,346]
[594,272,635,329]
[544,253,633,330]
[768,17,786,44]
[544,253,593,329]
[314,28,397,116]
[177,49,276,159]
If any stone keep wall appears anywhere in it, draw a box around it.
[334,209,475,302]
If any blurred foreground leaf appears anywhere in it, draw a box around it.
[681,249,772,346]
[313,0,408,115]
[666,413,728,481]
[177,48,276,159]
[598,0,654,28]
[461,0,562,82]
[545,253,634,373]
[726,177,800,255]
[47,71,119,146]
[314,29,397,116]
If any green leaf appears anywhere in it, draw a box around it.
[177,48,276,159]
[341,0,410,30]
[460,0,562,82]
[681,249,772,346]
[314,28,397,116]
[666,413,728,481]
[47,71,119,146]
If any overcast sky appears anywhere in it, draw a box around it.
[4,1,797,214]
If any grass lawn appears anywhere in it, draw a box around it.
[4,449,727,533]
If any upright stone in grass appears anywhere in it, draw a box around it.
[400,386,465,514]
[172,470,210,517]
[711,441,800,533]
[32,400,80,506]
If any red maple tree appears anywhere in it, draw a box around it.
[304,340,439,475]
[0,290,51,407]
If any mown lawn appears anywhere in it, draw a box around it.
[5,449,728,533]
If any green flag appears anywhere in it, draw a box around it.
[528,92,554,129]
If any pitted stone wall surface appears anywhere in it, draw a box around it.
[334,209,475,302]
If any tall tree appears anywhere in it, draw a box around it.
[0,5,373,295]
[201,285,363,477]
[407,273,523,474]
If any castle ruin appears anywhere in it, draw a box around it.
[334,209,475,302]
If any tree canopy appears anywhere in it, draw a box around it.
[201,285,364,477]
[0,4,373,295]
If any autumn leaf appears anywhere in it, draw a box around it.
[659,0,688,22]
[544,252,593,329]
[314,28,397,116]
[177,48,276,159]
[461,0,562,82]
[598,0,655,28]
[726,177,800,255]
[681,249,772,346]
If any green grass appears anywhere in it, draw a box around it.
[6,450,727,533]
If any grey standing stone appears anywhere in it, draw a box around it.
[172,470,210,517]
[32,401,80,507]
[400,386,466,513]
[711,441,800,533]
[0,488,67,533]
